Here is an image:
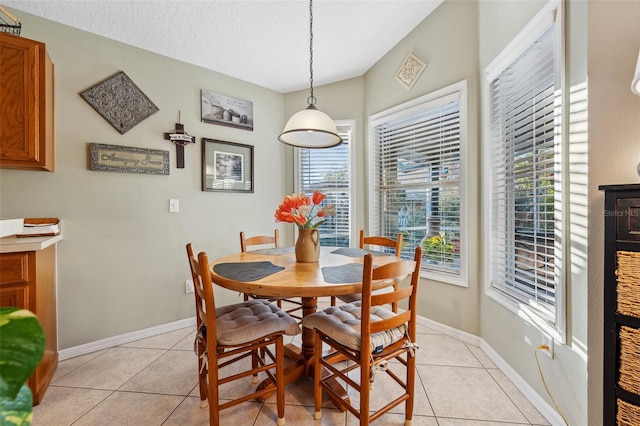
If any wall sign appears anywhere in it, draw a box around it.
[89,143,169,175]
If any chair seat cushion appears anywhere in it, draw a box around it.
[301,301,406,352]
[216,299,300,345]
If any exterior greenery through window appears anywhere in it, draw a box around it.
[297,122,353,247]
[485,0,563,331]
[370,82,466,285]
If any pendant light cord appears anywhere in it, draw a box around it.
[308,0,316,107]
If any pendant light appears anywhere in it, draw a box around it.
[278,0,342,149]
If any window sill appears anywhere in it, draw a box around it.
[420,269,467,287]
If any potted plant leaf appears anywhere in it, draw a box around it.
[0,307,45,425]
[421,231,456,263]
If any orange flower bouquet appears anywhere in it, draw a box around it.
[274,190,336,229]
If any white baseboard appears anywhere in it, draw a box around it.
[479,340,564,426]
[416,315,482,346]
[58,317,196,361]
[58,314,560,425]
[417,316,560,425]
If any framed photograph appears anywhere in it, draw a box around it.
[202,138,253,193]
[201,89,254,131]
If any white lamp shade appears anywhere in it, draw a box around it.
[278,106,342,148]
[632,48,640,96]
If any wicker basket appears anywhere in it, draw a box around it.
[616,251,640,318]
[619,326,640,396]
[617,398,640,425]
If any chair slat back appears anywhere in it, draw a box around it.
[360,229,403,257]
[369,311,411,334]
[360,247,422,347]
[370,286,413,310]
[240,229,280,252]
[186,243,217,339]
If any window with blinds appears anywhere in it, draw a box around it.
[370,83,466,284]
[297,122,353,247]
[485,0,562,326]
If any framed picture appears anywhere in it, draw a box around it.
[394,53,427,90]
[201,89,254,131]
[202,138,253,193]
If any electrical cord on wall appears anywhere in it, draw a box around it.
[535,345,569,425]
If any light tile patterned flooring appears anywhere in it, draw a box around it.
[34,301,551,426]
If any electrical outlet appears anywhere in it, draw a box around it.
[540,333,554,359]
[185,279,194,294]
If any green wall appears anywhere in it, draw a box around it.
[0,9,288,348]
[5,2,640,423]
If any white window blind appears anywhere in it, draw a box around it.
[370,85,465,283]
[298,123,352,247]
[488,19,560,324]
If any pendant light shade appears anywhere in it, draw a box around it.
[278,0,342,149]
[279,105,342,148]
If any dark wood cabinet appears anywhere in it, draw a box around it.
[0,243,58,405]
[600,184,640,424]
[0,32,54,171]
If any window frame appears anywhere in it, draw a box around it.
[368,81,468,287]
[482,0,566,341]
[294,120,356,247]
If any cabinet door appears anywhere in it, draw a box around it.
[0,32,54,171]
[0,252,31,308]
[0,285,28,308]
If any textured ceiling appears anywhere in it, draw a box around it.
[2,0,443,93]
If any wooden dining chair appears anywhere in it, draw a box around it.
[302,246,422,426]
[240,230,303,321]
[331,229,404,312]
[240,229,280,253]
[186,243,300,426]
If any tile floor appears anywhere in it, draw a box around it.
[33,301,551,426]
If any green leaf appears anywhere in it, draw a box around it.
[0,308,44,401]
[0,384,33,426]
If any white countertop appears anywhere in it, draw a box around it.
[0,234,63,253]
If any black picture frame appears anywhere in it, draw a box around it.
[202,138,254,193]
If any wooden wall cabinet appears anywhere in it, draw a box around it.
[0,32,54,171]
[600,184,640,424]
[0,242,59,405]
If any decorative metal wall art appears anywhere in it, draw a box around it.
[395,53,427,90]
[89,143,169,175]
[80,71,159,134]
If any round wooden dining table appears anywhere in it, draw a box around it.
[208,245,400,402]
